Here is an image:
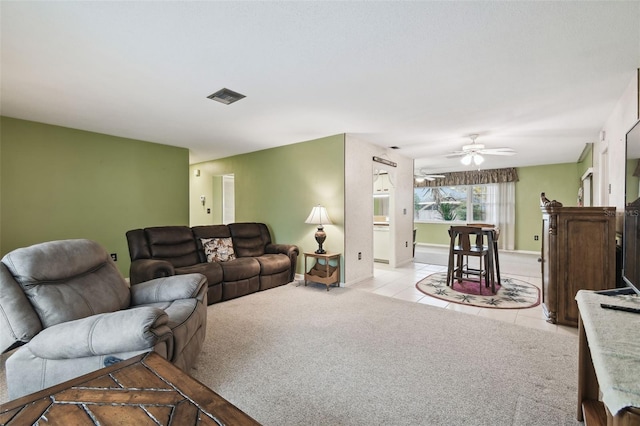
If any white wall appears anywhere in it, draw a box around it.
[344,135,414,285]
[599,71,639,216]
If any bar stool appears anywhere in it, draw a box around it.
[467,223,501,286]
[447,226,494,294]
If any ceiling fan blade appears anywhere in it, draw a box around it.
[423,175,446,181]
[478,148,516,156]
[445,152,465,158]
[414,173,445,181]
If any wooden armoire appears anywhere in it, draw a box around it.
[539,193,617,327]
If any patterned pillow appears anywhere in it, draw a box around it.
[201,237,236,262]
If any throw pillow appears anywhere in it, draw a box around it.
[201,237,236,262]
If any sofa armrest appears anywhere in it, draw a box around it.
[129,259,175,285]
[266,243,299,257]
[266,243,299,281]
[130,274,208,305]
[0,264,43,354]
[27,307,172,359]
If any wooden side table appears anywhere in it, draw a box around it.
[304,252,341,291]
[0,352,260,425]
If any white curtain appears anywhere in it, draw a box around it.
[484,182,515,250]
[496,182,515,250]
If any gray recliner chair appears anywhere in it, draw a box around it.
[0,239,208,400]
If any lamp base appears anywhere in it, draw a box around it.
[315,226,327,255]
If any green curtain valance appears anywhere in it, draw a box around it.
[415,167,519,187]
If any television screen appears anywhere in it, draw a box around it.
[623,118,640,295]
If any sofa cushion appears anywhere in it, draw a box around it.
[256,254,291,275]
[228,223,267,257]
[126,229,151,260]
[201,237,236,262]
[192,225,231,239]
[219,257,260,282]
[145,226,200,268]
[176,262,223,286]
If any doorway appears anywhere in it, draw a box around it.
[373,167,393,264]
[222,174,235,224]
[601,148,609,206]
[581,169,593,207]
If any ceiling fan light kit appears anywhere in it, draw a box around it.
[447,134,515,166]
[461,153,484,166]
[415,135,514,178]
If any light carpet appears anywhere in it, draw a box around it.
[416,272,541,309]
[192,283,578,425]
[0,283,579,425]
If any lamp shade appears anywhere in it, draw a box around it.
[305,205,332,225]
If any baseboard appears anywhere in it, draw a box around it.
[344,274,373,287]
[506,249,539,255]
[395,258,414,267]
[415,243,448,248]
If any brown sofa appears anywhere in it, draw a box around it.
[126,223,298,305]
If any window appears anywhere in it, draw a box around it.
[414,184,495,223]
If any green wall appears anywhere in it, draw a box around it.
[0,117,189,276]
[414,222,451,246]
[191,135,346,275]
[415,162,580,252]
[577,143,593,179]
[515,162,579,251]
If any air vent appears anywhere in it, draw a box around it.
[207,88,246,105]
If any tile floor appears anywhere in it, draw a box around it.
[347,245,578,337]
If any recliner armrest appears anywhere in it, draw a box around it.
[130,274,208,305]
[0,264,43,354]
[129,259,175,284]
[265,244,299,281]
[27,307,172,359]
[265,243,299,257]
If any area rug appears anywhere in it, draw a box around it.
[416,272,540,309]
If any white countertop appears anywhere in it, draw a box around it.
[576,290,640,415]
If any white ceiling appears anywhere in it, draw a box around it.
[2,1,639,173]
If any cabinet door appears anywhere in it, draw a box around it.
[556,214,614,326]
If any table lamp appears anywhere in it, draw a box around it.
[305,205,332,254]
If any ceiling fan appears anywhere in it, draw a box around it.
[446,134,515,166]
[414,168,445,182]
